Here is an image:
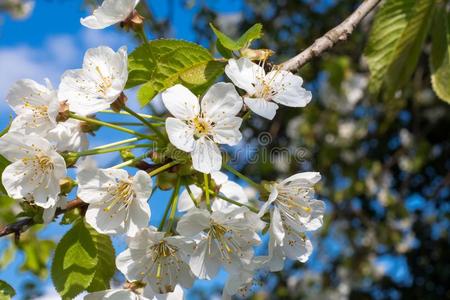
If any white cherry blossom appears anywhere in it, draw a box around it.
[162,83,243,174]
[85,289,147,300]
[225,57,312,120]
[266,208,314,271]
[6,79,59,136]
[77,160,152,236]
[176,207,264,280]
[0,132,66,208]
[81,0,140,30]
[58,46,128,116]
[178,171,248,212]
[259,172,324,270]
[84,285,184,300]
[116,228,195,294]
[46,119,88,152]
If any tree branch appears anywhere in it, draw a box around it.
[0,198,87,239]
[280,0,382,71]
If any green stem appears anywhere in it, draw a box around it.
[109,121,146,126]
[69,113,157,141]
[222,164,260,189]
[70,144,152,158]
[167,177,181,233]
[148,161,179,177]
[185,184,199,207]
[91,137,143,150]
[158,178,180,232]
[99,110,165,122]
[204,173,211,212]
[111,153,150,169]
[211,190,260,214]
[158,195,173,232]
[122,106,166,141]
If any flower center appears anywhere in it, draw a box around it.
[208,222,241,263]
[23,102,50,127]
[145,240,182,293]
[95,66,113,95]
[23,154,54,173]
[104,180,134,212]
[192,117,212,138]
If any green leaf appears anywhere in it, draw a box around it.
[51,220,115,299]
[209,23,263,51]
[51,220,97,299]
[85,223,115,292]
[19,239,55,279]
[127,39,225,105]
[0,280,15,300]
[364,0,435,95]
[430,7,450,103]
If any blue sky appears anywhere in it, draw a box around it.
[0,1,244,298]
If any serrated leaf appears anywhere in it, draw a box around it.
[51,220,98,299]
[430,7,450,103]
[364,0,435,95]
[85,223,115,292]
[0,280,15,300]
[210,23,263,51]
[126,39,225,105]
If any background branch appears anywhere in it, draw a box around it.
[280,0,382,71]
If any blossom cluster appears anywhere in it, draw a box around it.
[0,0,325,299]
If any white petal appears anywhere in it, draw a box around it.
[165,118,195,152]
[244,97,279,120]
[162,84,200,120]
[283,233,313,263]
[85,203,126,234]
[258,185,278,217]
[59,69,110,116]
[125,197,151,237]
[178,184,202,212]
[116,248,149,281]
[77,167,115,204]
[225,58,264,94]
[266,70,312,107]
[143,284,185,300]
[80,0,138,29]
[201,82,242,122]
[189,239,221,279]
[211,116,242,146]
[211,171,228,185]
[281,172,321,186]
[133,170,153,200]
[6,79,56,114]
[191,137,222,174]
[176,208,210,236]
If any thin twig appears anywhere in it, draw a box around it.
[0,198,87,239]
[280,0,382,71]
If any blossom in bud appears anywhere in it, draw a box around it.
[0,132,66,208]
[6,79,59,136]
[116,228,195,294]
[225,57,312,120]
[162,83,243,174]
[80,0,140,30]
[58,46,128,116]
[77,159,152,236]
[176,207,264,280]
